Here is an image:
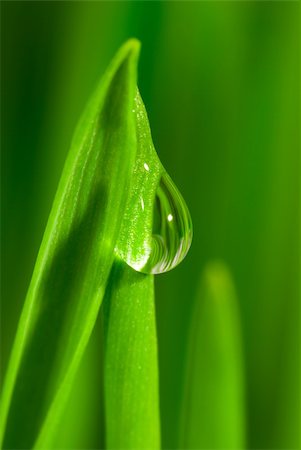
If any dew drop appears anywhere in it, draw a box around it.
[144,171,192,274]
[114,90,193,275]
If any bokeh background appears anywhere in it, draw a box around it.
[1,1,300,449]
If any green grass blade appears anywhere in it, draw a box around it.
[180,261,246,449]
[104,260,160,449]
[0,39,140,449]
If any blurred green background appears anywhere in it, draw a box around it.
[1,1,300,449]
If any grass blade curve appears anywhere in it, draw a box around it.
[0,39,140,449]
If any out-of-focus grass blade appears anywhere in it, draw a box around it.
[104,260,160,450]
[0,39,140,450]
[180,261,245,449]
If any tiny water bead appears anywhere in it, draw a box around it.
[144,171,192,274]
[114,90,192,274]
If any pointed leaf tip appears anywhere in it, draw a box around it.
[113,38,141,71]
[122,38,141,56]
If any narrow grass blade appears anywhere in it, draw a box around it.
[180,261,246,449]
[0,39,140,449]
[104,260,160,450]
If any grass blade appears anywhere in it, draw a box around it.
[0,39,140,449]
[104,261,160,449]
[180,261,246,449]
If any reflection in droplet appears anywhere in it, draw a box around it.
[116,169,192,274]
[114,89,192,275]
[146,172,192,274]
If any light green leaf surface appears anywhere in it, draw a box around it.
[104,261,160,450]
[180,261,246,449]
[103,68,163,450]
[0,39,140,449]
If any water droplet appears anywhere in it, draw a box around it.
[115,170,192,274]
[114,90,192,274]
[148,172,192,273]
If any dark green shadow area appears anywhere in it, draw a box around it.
[3,183,108,450]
